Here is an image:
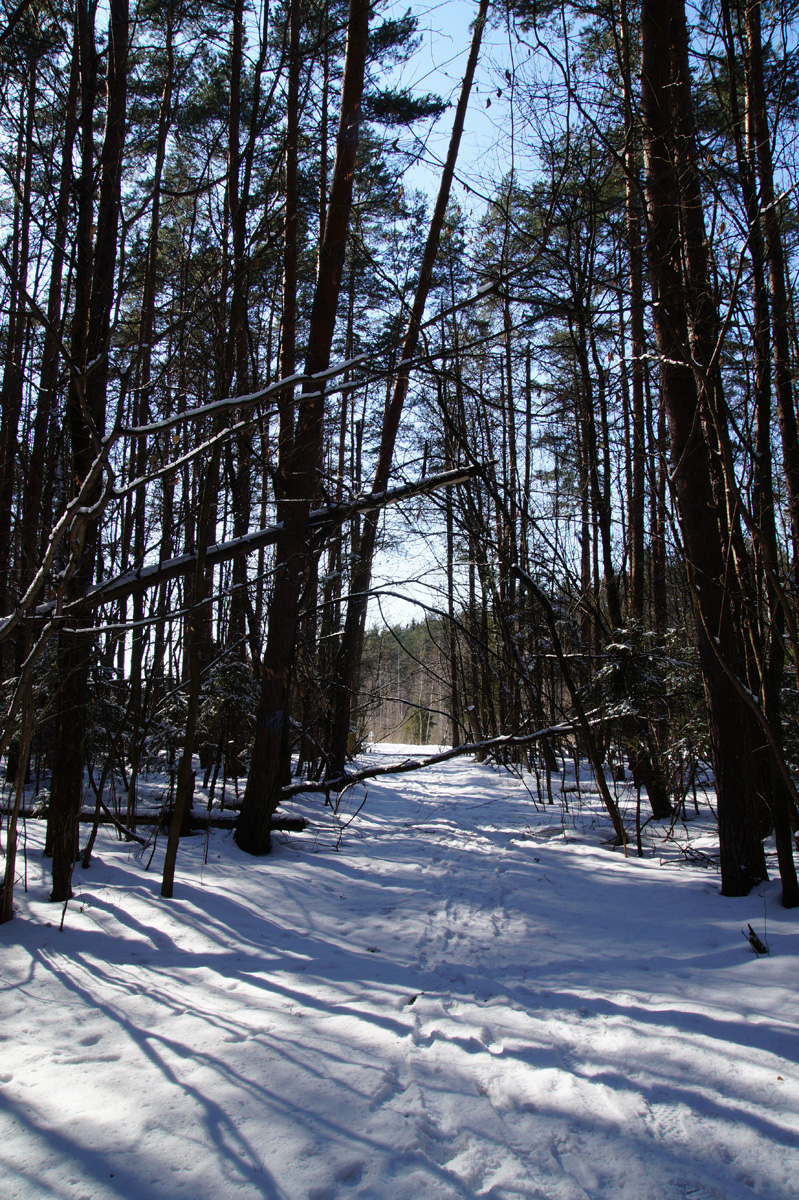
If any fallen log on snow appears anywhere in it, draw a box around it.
[6,809,307,833]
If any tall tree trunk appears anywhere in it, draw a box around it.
[49,0,128,902]
[649,381,669,629]
[235,0,371,855]
[584,304,623,630]
[640,0,767,896]
[19,34,78,604]
[626,211,647,625]
[744,0,799,578]
[720,0,799,905]
[617,0,647,622]
[278,0,300,481]
[126,11,175,830]
[225,0,260,660]
[161,445,220,897]
[0,62,35,677]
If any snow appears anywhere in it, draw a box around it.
[1,746,798,1200]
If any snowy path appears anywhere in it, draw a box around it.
[1,748,798,1199]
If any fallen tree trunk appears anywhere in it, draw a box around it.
[28,467,475,622]
[280,721,585,798]
[9,809,307,834]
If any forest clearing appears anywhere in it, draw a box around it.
[2,745,797,1199]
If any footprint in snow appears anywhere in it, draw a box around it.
[480,1027,504,1055]
[334,1160,364,1187]
[369,1066,400,1110]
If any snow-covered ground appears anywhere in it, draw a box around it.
[1,746,797,1199]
